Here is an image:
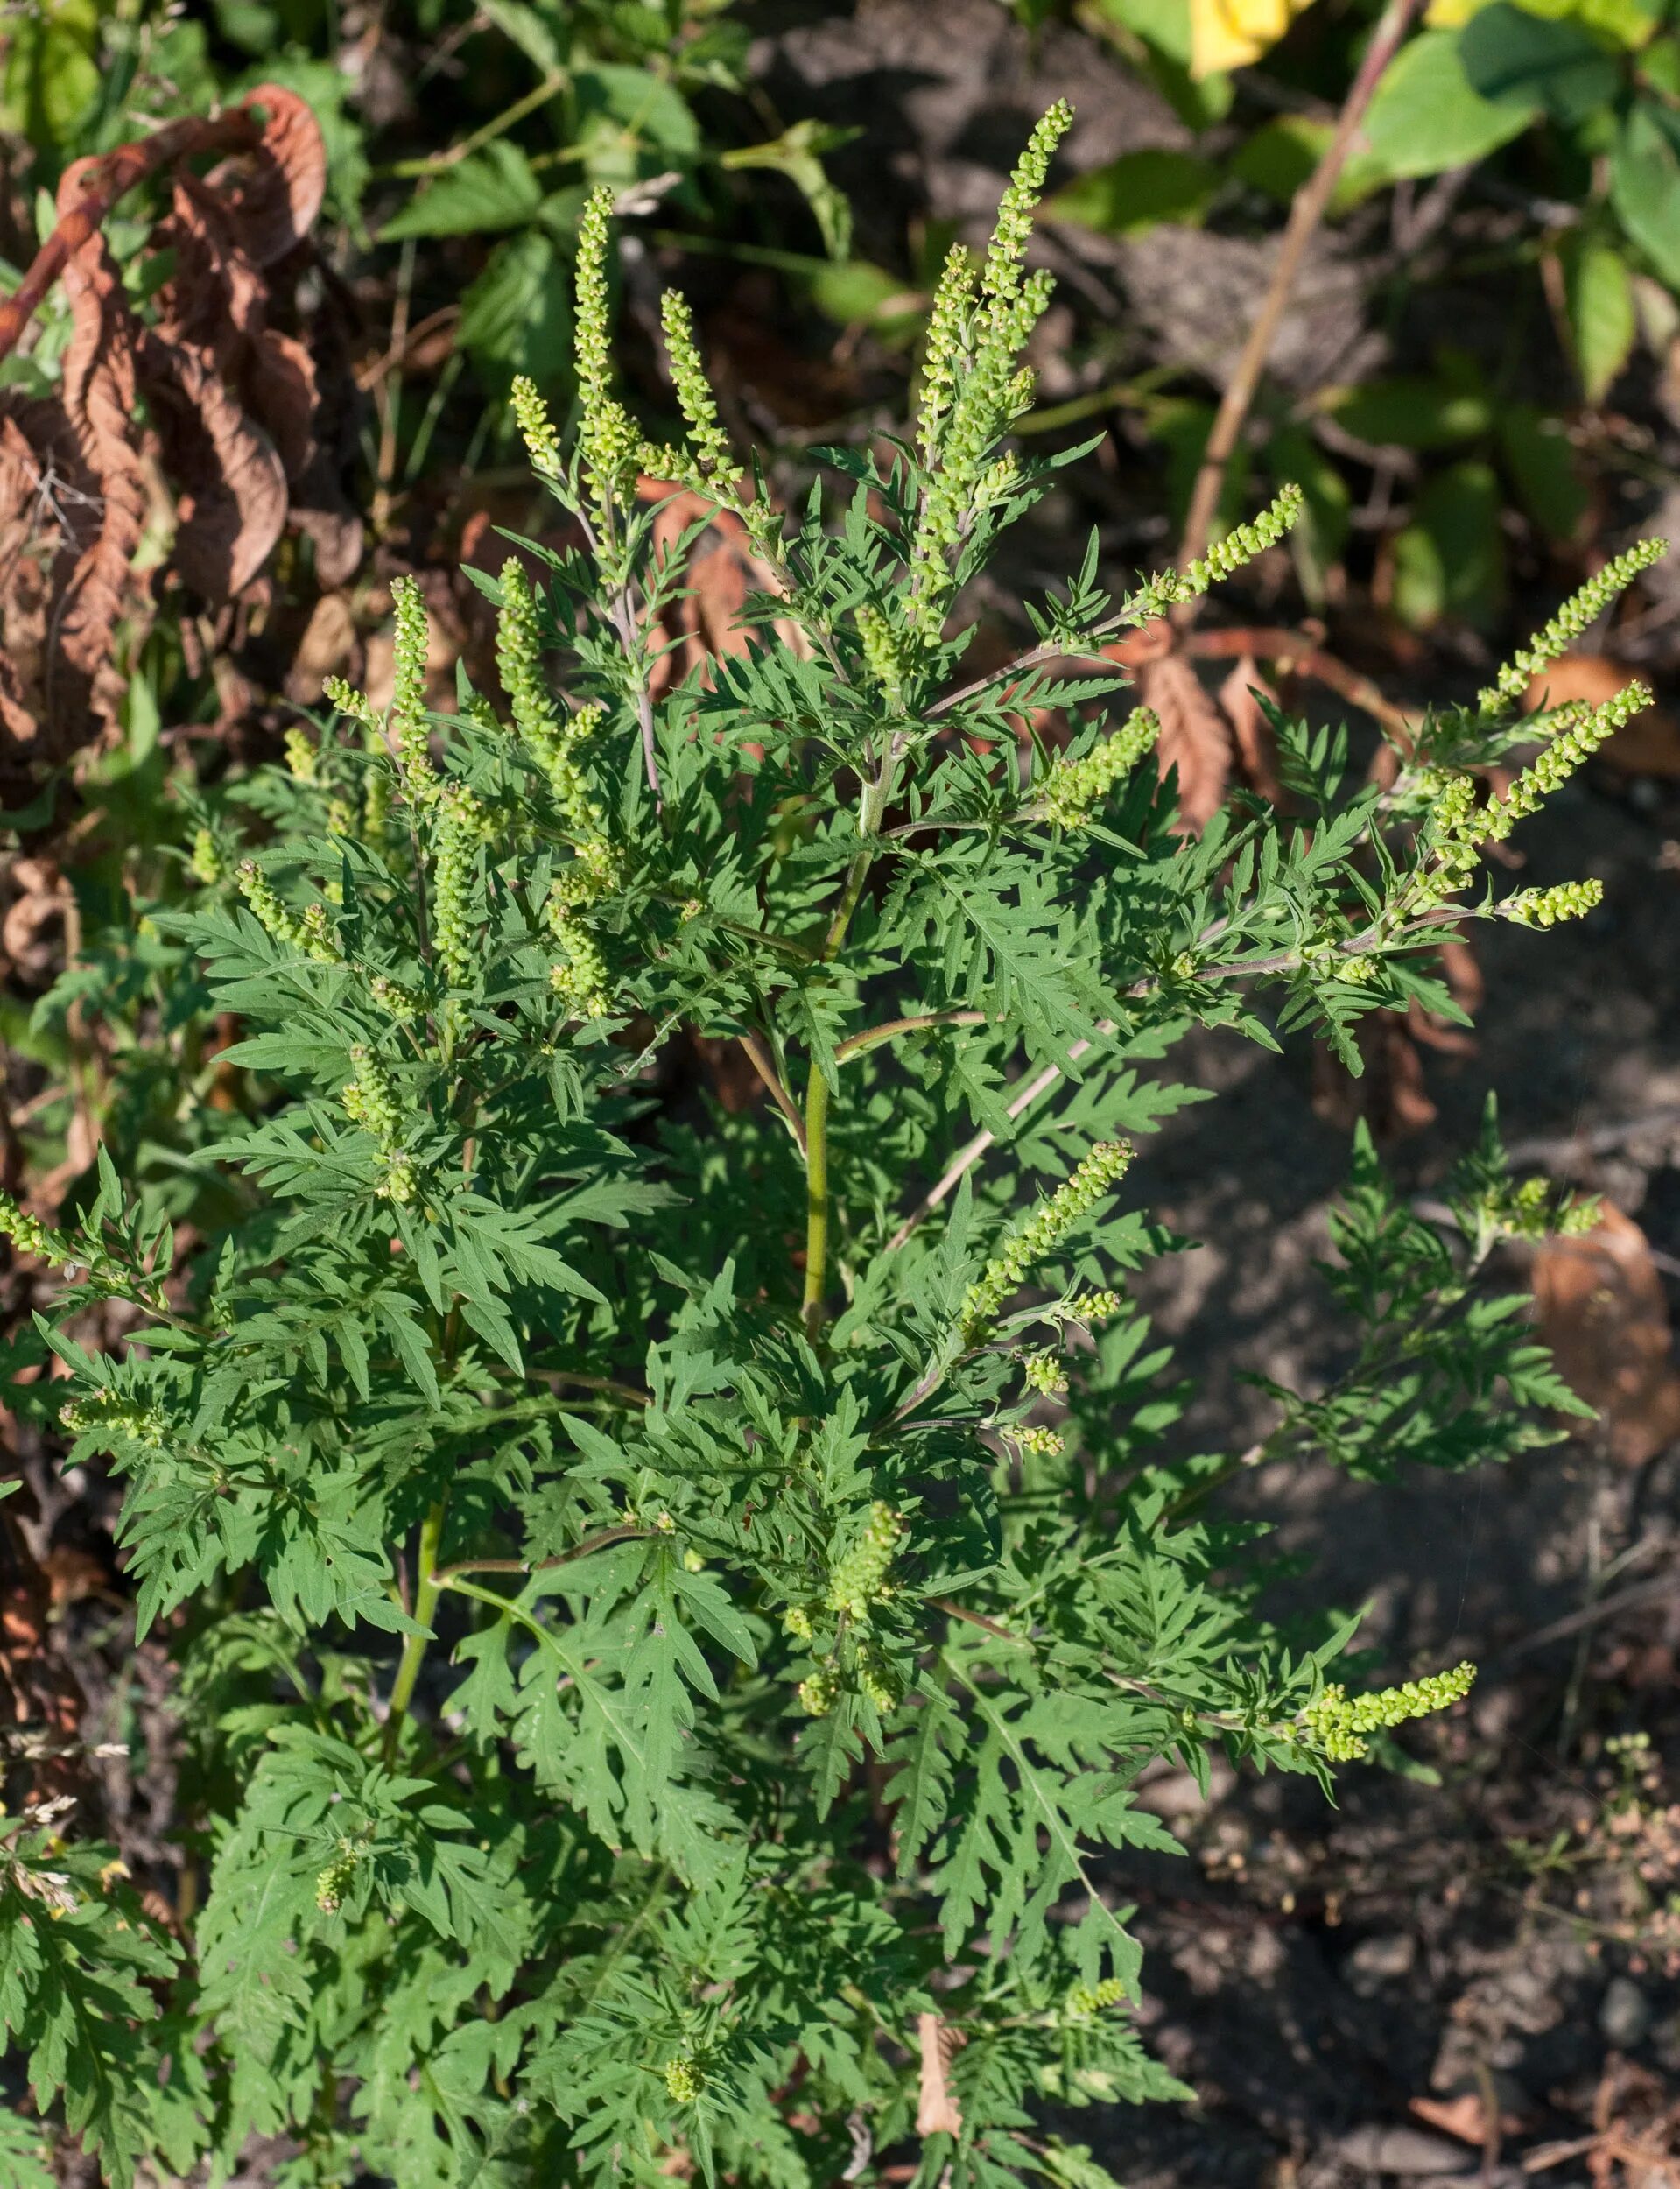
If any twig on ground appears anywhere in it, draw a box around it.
[1175,0,1426,587]
[1494,1570,1678,1665]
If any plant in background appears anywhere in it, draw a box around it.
[1050,0,1680,632]
[1508,1732,1680,1980]
[376,0,855,395]
[0,107,1638,2189]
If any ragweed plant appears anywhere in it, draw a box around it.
[0,112,1625,2189]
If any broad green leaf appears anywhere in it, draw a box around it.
[381,141,545,241]
[1612,101,1680,290]
[458,228,575,382]
[1044,150,1220,237]
[1325,374,1492,450]
[573,61,700,184]
[1496,403,1588,542]
[1557,230,1637,402]
[806,259,917,330]
[0,0,99,146]
[1363,30,1536,179]
[1228,114,1387,211]
[1389,459,1506,629]
[1459,2,1618,122]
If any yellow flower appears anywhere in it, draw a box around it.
[1190,0,1315,77]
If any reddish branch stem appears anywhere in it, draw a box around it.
[0,102,265,365]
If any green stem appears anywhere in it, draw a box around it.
[834,1010,988,1066]
[385,1497,446,1755]
[801,1067,832,1338]
[385,68,568,179]
[799,771,894,1336]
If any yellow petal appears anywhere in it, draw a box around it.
[1190,0,1310,80]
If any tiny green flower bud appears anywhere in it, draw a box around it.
[1178,486,1304,599]
[314,1839,362,1915]
[189,827,224,885]
[1501,876,1604,929]
[799,1661,840,1717]
[1023,1349,1068,1397]
[663,2056,705,2104]
[510,374,563,476]
[660,288,735,482]
[389,576,439,805]
[1297,1659,1475,1763]
[1480,538,1666,713]
[826,1503,905,1623]
[1013,1422,1065,1457]
[323,676,377,732]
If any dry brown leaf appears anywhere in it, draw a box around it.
[246,326,318,482]
[691,1033,766,1116]
[161,170,267,364]
[1,1496,87,1804]
[208,82,327,267]
[642,482,809,693]
[282,592,358,703]
[1525,652,1680,778]
[1533,1203,1680,1468]
[0,857,71,984]
[1105,618,1174,671]
[50,161,148,743]
[1218,652,1285,805]
[140,332,288,604]
[915,2012,965,2138]
[39,1544,108,1610]
[1311,1010,1439,1140]
[1136,651,1230,832]
[0,414,53,753]
[1409,2091,1521,2144]
[1437,934,1484,1020]
[0,87,335,766]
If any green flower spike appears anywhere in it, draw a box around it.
[1480,538,1665,713]
[388,576,439,804]
[660,288,735,482]
[0,1190,69,1267]
[1037,708,1160,829]
[961,1139,1134,1336]
[1297,1659,1475,1763]
[826,1502,905,1622]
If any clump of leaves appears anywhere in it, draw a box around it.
[0,83,350,780]
[0,106,1634,2189]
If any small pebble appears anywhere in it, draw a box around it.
[1346,1932,1416,1995]
[1335,2123,1474,2175]
[1599,1974,1652,2049]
